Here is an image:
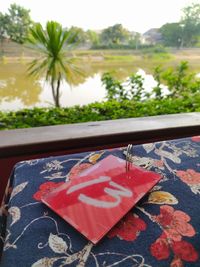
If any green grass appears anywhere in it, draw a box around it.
[103,55,136,62]
[143,52,173,60]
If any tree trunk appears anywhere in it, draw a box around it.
[51,80,57,106]
[55,74,61,108]
[51,74,61,108]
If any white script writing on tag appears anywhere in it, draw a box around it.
[66,176,133,208]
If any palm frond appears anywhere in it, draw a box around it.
[27,21,85,96]
[27,58,49,78]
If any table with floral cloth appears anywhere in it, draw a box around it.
[0,136,200,267]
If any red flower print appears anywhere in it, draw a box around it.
[150,237,170,260]
[68,163,92,180]
[191,136,200,142]
[154,205,195,241]
[33,181,65,201]
[170,257,183,267]
[172,240,198,262]
[150,205,198,265]
[154,205,174,227]
[108,212,146,241]
[176,169,200,185]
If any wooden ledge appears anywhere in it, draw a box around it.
[0,112,200,158]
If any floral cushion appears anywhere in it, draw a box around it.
[0,136,200,267]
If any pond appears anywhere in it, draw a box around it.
[0,60,162,111]
[0,58,198,111]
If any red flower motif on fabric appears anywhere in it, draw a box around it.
[68,163,92,180]
[108,212,146,241]
[153,205,195,241]
[191,136,200,142]
[150,205,198,265]
[150,236,170,260]
[33,181,65,201]
[171,240,198,262]
[176,169,200,185]
[170,256,183,267]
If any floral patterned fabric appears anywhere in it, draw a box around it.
[0,136,200,267]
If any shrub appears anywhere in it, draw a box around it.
[0,95,199,130]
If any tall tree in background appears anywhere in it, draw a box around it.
[160,23,183,47]
[5,3,32,44]
[87,30,100,47]
[128,32,141,49]
[0,12,7,53]
[68,26,88,45]
[27,21,83,107]
[180,2,200,47]
[100,24,130,45]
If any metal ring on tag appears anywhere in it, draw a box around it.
[126,144,133,172]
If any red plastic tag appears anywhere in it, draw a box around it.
[42,155,161,244]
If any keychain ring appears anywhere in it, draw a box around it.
[126,144,133,172]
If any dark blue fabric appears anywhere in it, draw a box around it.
[0,137,200,267]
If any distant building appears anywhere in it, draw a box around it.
[141,28,163,45]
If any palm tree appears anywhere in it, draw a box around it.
[27,21,83,107]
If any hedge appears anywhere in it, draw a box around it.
[0,95,199,130]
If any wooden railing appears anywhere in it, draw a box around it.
[0,112,200,202]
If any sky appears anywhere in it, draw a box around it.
[0,0,196,33]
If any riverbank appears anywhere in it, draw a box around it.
[1,41,200,68]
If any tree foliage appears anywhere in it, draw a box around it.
[102,72,149,101]
[160,23,183,47]
[5,3,32,44]
[159,3,200,47]
[27,21,83,107]
[161,61,200,97]
[0,12,7,53]
[180,2,200,47]
[0,13,6,41]
[68,26,88,45]
[87,30,100,46]
[102,62,200,101]
[128,32,141,49]
[100,24,130,45]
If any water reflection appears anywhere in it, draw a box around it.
[38,74,107,108]
[0,61,169,111]
[0,63,41,106]
[0,61,142,111]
